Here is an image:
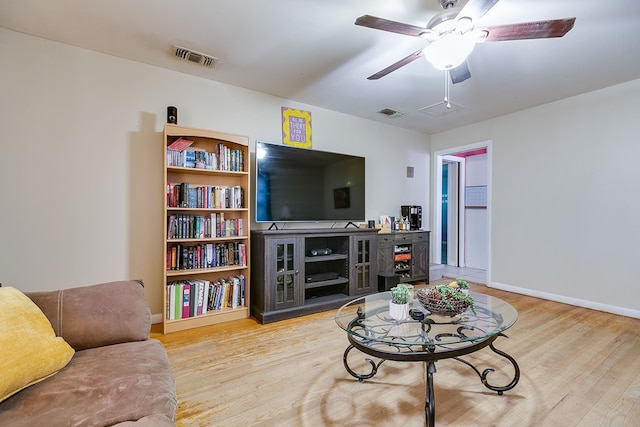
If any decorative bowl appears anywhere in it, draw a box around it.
[416,288,470,316]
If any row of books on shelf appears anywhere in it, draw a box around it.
[166,142,245,172]
[168,213,243,239]
[165,275,246,320]
[167,242,246,271]
[167,182,244,209]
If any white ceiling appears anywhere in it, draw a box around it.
[2,0,640,134]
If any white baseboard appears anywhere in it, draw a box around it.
[490,281,640,319]
[151,313,163,324]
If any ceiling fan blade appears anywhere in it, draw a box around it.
[355,15,427,37]
[450,60,471,84]
[457,0,500,21]
[367,49,424,80]
[480,18,576,42]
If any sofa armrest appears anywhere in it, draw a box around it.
[25,280,151,351]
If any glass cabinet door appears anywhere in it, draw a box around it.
[352,236,375,294]
[274,239,298,310]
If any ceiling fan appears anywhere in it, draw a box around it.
[356,0,576,84]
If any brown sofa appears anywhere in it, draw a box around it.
[0,280,177,426]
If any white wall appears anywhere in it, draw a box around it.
[431,79,640,317]
[0,28,430,315]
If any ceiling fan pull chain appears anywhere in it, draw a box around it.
[444,70,451,109]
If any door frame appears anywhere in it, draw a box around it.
[433,140,492,283]
[435,155,466,267]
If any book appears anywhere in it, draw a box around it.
[188,187,197,208]
[182,283,191,318]
[167,215,177,239]
[170,247,177,270]
[166,284,174,320]
[188,281,197,318]
[174,283,183,319]
[206,243,214,267]
[230,276,240,308]
[196,280,205,316]
[213,280,224,310]
[184,150,196,168]
[201,280,210,315]
[167,137,194,151]
[239,274,246,306]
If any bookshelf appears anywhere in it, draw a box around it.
[163,124,250,333]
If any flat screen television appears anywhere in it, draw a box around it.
[255,141,365,223]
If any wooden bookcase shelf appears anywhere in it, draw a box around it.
[162,124,251,333]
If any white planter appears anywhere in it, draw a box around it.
[389,302,409,321]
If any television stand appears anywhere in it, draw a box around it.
[251,227,379,323]
[344,221,360,229]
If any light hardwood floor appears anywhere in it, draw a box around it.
[153,280,640,426]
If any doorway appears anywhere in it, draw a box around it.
[437,155,465,267]
[433,142,491,280]
[441,163,448,264]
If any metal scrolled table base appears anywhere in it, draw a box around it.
[342,332,520,427]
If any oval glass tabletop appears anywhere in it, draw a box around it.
[335,291,518,351]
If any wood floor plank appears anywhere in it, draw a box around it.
[153,280,640,426]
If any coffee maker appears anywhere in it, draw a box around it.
[401,205,422,230]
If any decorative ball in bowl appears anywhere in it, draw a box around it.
[416,279,476,316]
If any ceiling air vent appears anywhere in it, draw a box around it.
[173,45,217,68]
[378,108,404,118]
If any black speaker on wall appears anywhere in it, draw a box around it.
[167,106,177,124]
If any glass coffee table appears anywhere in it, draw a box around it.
[335,291,520,427]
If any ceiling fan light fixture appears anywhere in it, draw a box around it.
[423,31,475,70]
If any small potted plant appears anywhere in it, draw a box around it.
[389,283,411,321]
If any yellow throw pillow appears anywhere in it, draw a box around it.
[0,286,75,403]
